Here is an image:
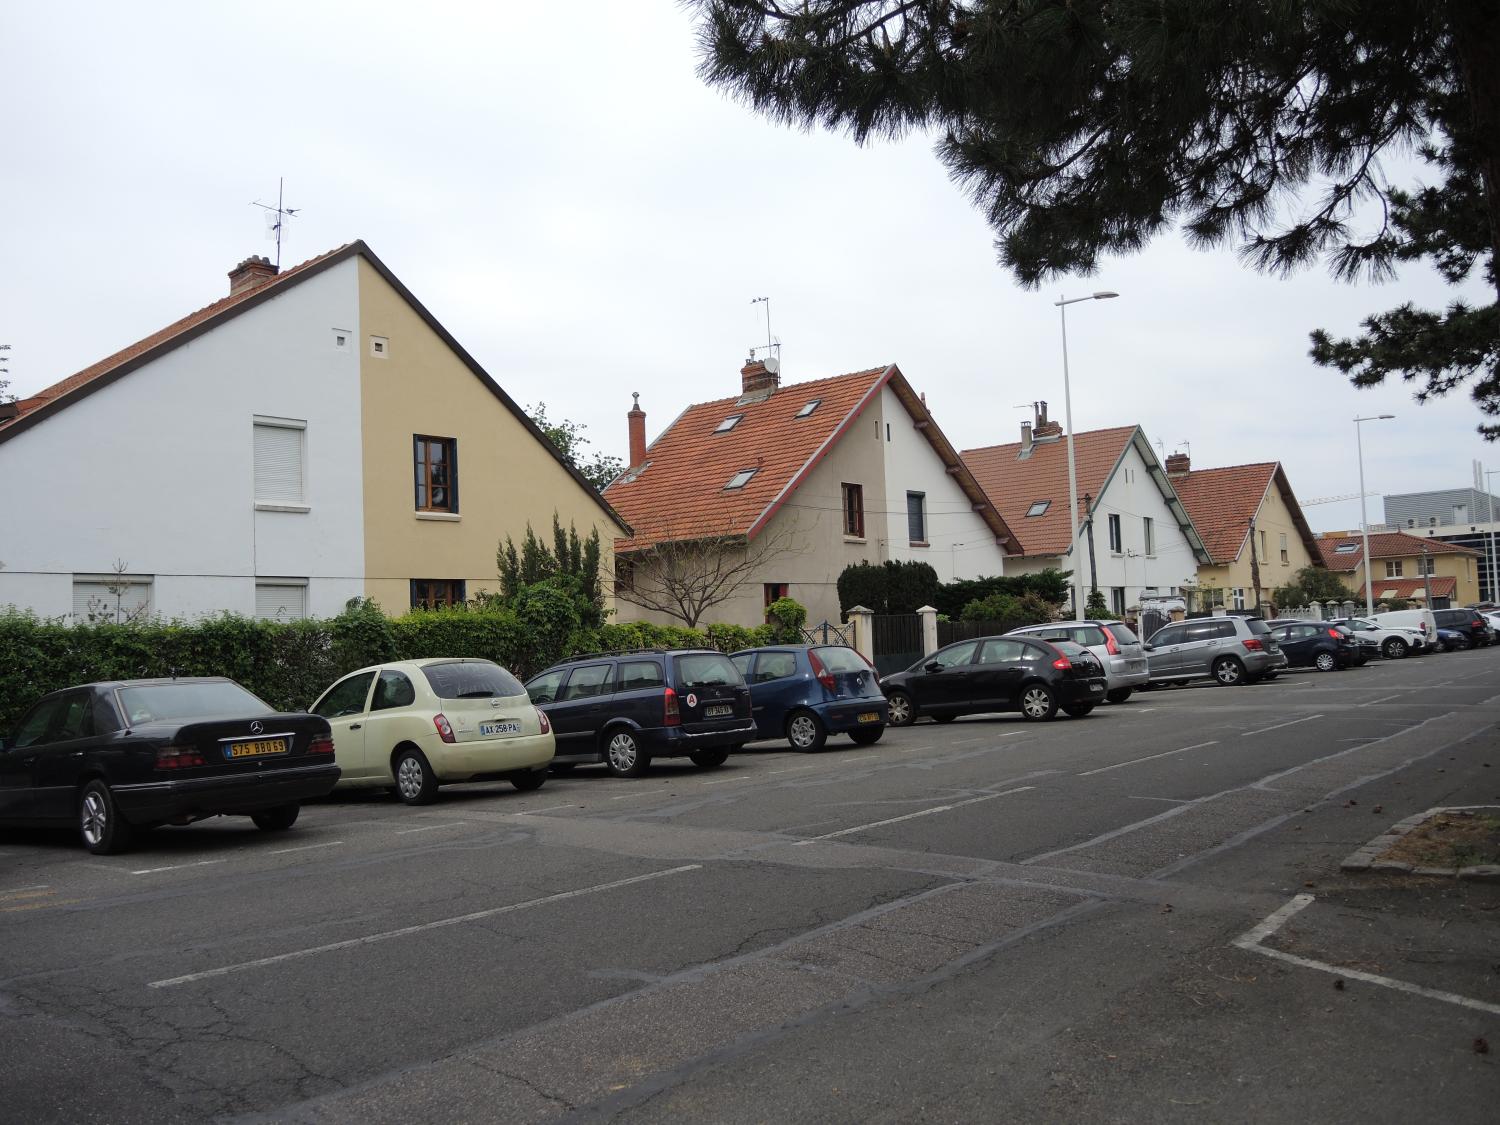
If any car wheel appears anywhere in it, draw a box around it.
[1314,650,1337,672]
[786,710,828,751]
[849,726,884,746]
[885,690,916,727]
[510,769,547,791]
[1456,634,1472,650]
[251,803,300,831]
[1062,703,1094,718]
[689,749,730,768]
[393,747,439,805]
[1382,637,1408,659]
[1105,688,1133,704]
[1212,657,1245,686]
[78,780,133,855]
[605,728,650,778]
[1019,683,1058,721]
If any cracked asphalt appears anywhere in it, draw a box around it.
[2,647,1498,1122]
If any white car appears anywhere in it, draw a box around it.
[1330,616,1427,659]
[311,658,554,804]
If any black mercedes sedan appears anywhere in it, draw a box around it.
[0,677,340,854]
[881,636,1108,724]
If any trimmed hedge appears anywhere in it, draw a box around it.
[0,604,782,732]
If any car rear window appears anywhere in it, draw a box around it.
[116,681,269,723]
[1245,618,1272,636]
[421,661,526,700]
[1050,640,1091,657]
[814,646,867,673]
[674,653,742,688]
[1104,623,1138,645]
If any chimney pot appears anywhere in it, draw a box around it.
[1020,419,1033,452]
[228,255,279,297]
[627,392,647,468]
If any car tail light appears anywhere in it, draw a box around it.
[1242,638,1263,651]
[808,649,837,692]
[433,714,455,743]
[155,745,205,770]
[1051,655,1072,670]
[307,734,335,755]
[663,687,681,727]
[1103,629,1120,656]
[1327,628,1342,640]
[534,707,551,735]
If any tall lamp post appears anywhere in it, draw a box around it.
[1484,468,1499,605]
[1354,413,1394,615]
[1057,290,1119,620]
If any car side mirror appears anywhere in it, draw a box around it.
[924,661,942,673]
[1143,643,1154,653]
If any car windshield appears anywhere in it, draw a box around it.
[674,653,742,688]
[115,681,270,724]
[422,661,526,699]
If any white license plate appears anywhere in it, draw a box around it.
[1088,683,1104,693]
[479,720,521,736]
[705,704,733,718]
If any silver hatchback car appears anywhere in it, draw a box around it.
[1144,615,1286,686]
[1007,620,1149,703]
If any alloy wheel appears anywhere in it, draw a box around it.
[80,790,107,848]
[397,756,425,800]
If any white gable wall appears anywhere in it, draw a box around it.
[1079,440,1199,608]
[0,259,365,620]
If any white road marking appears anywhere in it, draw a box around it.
[792,786,1034,845]
[268,840,345,855]
[1241,714,1322,738]
[1233,894,1500,1016]
[767,764,823,775]
[516,805,577,815]
[148,864,703,989]
[0,883,50,897]
[700,775,752,787]
[1125,795,1190,804]
[1078,741,1219,777]
[396,821,471,833]
[130,859,225,876]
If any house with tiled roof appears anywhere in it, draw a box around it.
[0,242,628,621]
[961,406,1210,618]
[1165,454,1321,611]
[602,358,1017,627]
[1315,530,1482,608]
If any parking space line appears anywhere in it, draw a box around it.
[701,775,752,786]
[268,840,345,855]
[1078,741,1218,777]
[131,859,225,876]
[792,786,1034,845]
[1233,894,1500,1016]
[0,884,51,899]
[396,821,471,833]
[516,805,578,816]
[148,865,703,989]
[1241,714,1322,738]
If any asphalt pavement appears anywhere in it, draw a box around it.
[2,647,1497,1122]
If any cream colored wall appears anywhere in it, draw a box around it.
[1196,482,1317,605]
[1337,552,1481,605]
[356,259,624,614]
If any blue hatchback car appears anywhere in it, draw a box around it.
[729,645,888,750]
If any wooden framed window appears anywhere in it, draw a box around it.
[414,435,458,513]
[614,557,635,594]
[410,579,466,610]
[764,582,789,607]
[1384,560,1404,578]
[842,483,865,537]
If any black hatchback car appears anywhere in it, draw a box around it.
[881,636,1108,724]
[0,677,340,854]
[1266,621,1361,671]
[526,649,755,777]
[1433,608,1494,648]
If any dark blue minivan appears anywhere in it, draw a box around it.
[729,645,888,750]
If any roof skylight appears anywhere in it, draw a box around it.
[724,468,758,490]
[1334,544,1358,553]
[796,399,821,418]
[715,414,744,434]
[1025,500,1050,517]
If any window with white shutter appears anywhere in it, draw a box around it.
[255,581,308,621]
[253,418,306,506]
[73,575,153,623]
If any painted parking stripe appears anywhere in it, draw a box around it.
[268,840,344,855]
[1078,741,1218,777]
[1241,714,1322,738]
[131,859,225,876]
[148,864,703,989]
[1234,895,1500,1016]
[792,786,1034,845]
[396,821,472,833]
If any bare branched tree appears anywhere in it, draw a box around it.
[83,559,152,625]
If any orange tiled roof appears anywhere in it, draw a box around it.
[1369,576,1458,600]
[604,365,1016,553]
[961,426,1140,556]
[1170,462,1275,563]
[1318,530,1480,572]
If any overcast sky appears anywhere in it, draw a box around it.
[7,2,1497,535]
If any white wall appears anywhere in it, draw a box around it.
[878,387,1006,583]
[0,259,365,620]
[1081,440,1200,607]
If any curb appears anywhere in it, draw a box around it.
[1340,805,1500,881]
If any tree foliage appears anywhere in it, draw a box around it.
[526,401,624,490]
[495,514,605,629]
[616,518,801,628]
[692,1,1500,433]
[932,569,1070,618]
[836,560,941,615]
[1272,564,1353,607]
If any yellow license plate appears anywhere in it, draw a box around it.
[858,712,880,723]
[225,738,288,759]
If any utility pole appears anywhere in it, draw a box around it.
[1421,542,1433,607]
[1082,492,1099,602]
[1248,516,1261,614]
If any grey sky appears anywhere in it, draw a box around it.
[6,2,1494,537]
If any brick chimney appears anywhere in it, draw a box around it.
[228,255,278,297]
[1165,452,1191,477]
[627,392,647,467]
[1033,399,1063,439]
[740,355,779,398]
[1019,419,1033,456]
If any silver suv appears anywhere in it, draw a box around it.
[1006,620,1149,703]
[1144,615,1286,687]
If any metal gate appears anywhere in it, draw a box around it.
[872,614,922,677]
[1138,607,1169,640]
[801,620,852,646]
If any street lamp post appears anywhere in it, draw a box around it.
[1057,291,1119,620]
[1354,413,1394,616]
[1484,469,1499,605]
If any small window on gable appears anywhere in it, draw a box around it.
[725,468,757,490]
[1026,500,1050,517]
[715,414,743,434]
[333,329,350,351]
[796,399,821,418]
[370,335,389,358]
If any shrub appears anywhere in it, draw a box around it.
[765,597,808,643]
[836,560,939,614]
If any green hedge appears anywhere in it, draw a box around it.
[0,604,782,732]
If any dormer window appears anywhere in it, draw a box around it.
[1334,544,1358,554]
[725,468,758,490]
[796,399,821,418]
[1026,500,1050,517]
[715,414,744,434]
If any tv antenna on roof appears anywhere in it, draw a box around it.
[749,296,781,369]
[251,178,301,269]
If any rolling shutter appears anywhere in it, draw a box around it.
[254,422,304,503]
[72,577,153,623]
[255,582,307,621]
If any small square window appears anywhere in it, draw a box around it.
[715,414,743,433]
[796,400,821,418]
[725,468,757,490]
[1026,500,1050,517]
[370,335,389,358]
[333,329,350,350]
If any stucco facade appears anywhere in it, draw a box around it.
[1194,480,1318,609]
